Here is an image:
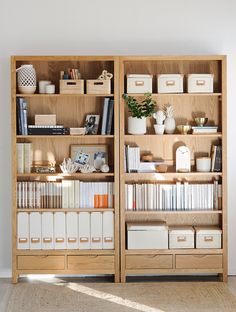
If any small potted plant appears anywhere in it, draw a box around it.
[123,93,156,134]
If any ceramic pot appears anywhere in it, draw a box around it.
[154,124,165,135]
[128,116,146,134]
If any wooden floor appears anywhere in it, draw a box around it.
[1,276,236,312]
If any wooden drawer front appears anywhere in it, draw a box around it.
[126,255,173,270]
[176,255,223,269]
[17,256,65,270]
[67,255,114,270]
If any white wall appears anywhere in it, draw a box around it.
[0,0,236,276]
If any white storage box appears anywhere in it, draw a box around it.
[187,74,214,93]
[127,222,168,249]
[169,226,194,249]
[195,226,222,249]
[127,74,152,93]
[157,74,183,93]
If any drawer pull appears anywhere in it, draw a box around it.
[31,238,40,243]
[204,236,213,242]
[104,237,113,243]
[55,238,64,243]
[177,236,186,242]
[43,237,52,243]
[68,237,77,243]
[196,80,206,86]
[166,80,175,86]
[92,237,101,243]
[135,80,144,86]
[19,238,28,243]
[80,237,89,243]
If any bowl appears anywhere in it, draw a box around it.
[177,125,192,135]
[194,117,208,127]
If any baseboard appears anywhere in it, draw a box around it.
[0,269,11,278]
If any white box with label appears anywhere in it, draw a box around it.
[127,222,168,249]
[102,211,114,249]
[42,212,54,249]
[79,212,91,249]
[157,74,183,93]
[187,74,214,93]
[17,212,29,250]
[169,226,194,249]
[127,74,152,93]
[29,212,42,249]
[54,212,66,249]
[91,212,103,249]
[66,212,79,249]
[195,226,222,249]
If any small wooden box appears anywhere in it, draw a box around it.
[195,226,222,249]
[86,80,111,94]
[169,226,194,249]
[60,80,84,94]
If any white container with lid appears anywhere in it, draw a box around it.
[195,226,222,248]
[187,74,214,93]
[127,74,153,93]
[169,226,194,249]
[157,74,183,93]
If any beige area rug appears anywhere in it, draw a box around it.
[6,280,236,312]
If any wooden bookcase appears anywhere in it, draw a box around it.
[11,56,120,283]
[119,56,227,282]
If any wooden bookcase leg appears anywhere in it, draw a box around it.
[12,272,19,284]
[219,273,228,282]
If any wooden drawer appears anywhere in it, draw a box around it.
[67,255,114,271]
[17,255,65,270]
[175,254,223,269]
[126,254,173,269]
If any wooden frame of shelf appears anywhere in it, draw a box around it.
[11,55,120,283]
[119,55,227,282]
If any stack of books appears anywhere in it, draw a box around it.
[124,145,140,173]
[101,98,114,135]
[125,180,221,211]
[28,125,69,135]
[16,98,28,135]
[192,126,218,134]
[17,143,32,174]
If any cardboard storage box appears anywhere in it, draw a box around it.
[60,79,84,94]
[86,79,111,94]
[127,222,168,249]
[187,74,214,93]
[127,74,152,93]
[195,226,222,249]
[157,74,183,93]
[169,226,194,249]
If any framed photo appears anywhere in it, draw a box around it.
[70,144,108,170]
[84,115,100,135]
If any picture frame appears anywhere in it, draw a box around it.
[84,114,100,135]
[70,144,108,170]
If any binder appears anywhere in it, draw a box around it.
[29,212,42,249]
[42,212,54,249]
[102,211,114,249]
[17,212,29,250]
[66,212,79,249]
[54,212,66,249]
[91,212,102,249]
[78,212,90,249]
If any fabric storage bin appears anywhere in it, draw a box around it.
[86,79,111,94]
[127,74,152,93]
[169,226,194,249]
[127,222,168,249]
[195,226,222,249]
[187,74,214,93]
[60,80,84,94]
[157,74,183,93]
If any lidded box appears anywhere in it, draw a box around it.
[187,74,214,93]
[157,74,183,93]
[127,74,153,93]
[127,221,168,249]
[169,226,194,249]
[195,226,222,249]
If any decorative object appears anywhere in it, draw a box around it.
[45,84,55,94]
[86,70,113,95]
[70,144,108,170]
[176,145,191,172]
[196,157,211,172]
[177,125,192,135]
[155,164,168,173]
[157,74,183,93]
[16,64,36,94]
[127,74,153,93]
[154,124,165,135]
[141,153,153,162]
[79,164,96,173]
[194,117,208,127]
[39,80,51,93]
[153,109,165,125]
[188,74,214,93]
[123,93,156,135]
[100,164,110,173]
[69,127,86,136]
[59,158,80,173]
[34,165,56,174]
[164,104,176,134]
[84,115,100,135]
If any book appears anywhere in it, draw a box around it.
[23,143,32,174]
[28,127,69,135]
[138,161,164,173]
[101,98,110,135]
[192,126,218,133]
[106,99,114,135]
[17,143,24,174]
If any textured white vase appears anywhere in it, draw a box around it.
[128,116,146,134]
[164,117,176,134]
[16,64,36,94]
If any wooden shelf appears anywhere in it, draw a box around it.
[17,208,114,212]
[17,172,114,178]
[17,135,114,139]
[16,249,115,255]
[125,249,223,255]
[124,172,222,179]
[125,133,222,138]
[16,93,114,98]
[125,210,222,215]
[126,93,222,97]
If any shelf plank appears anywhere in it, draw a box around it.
[125,210,222,215]
[17,172,114,177]
[17,135,114,139]
[124,172,222,179]
[126,93,222,97]
[17,208,114,212]
[125,249,223,255]
[16,249,115,255]
[124,133,222,138]
[16,94,114,98]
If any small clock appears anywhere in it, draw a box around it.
[176,146,191,172]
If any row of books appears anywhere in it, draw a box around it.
[17,181,114,209]
[101,98,114,135]
[17,143,32,174]
[125,181,222,211]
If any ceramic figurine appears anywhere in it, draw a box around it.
[100,164,110,173]
[60,158,80,173]
[164,104,176,134]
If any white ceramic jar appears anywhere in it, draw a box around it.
[16,64,36,94]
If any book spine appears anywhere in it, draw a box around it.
[106,99,114,135]
[17,143,24,174]
[23,143,32,174]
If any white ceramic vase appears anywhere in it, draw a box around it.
[128,116,146,134]
[16,64,36,94]
[164,117,176,134]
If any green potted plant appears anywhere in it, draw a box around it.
[123,93,156,134]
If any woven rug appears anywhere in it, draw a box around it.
[6,280,236,312]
